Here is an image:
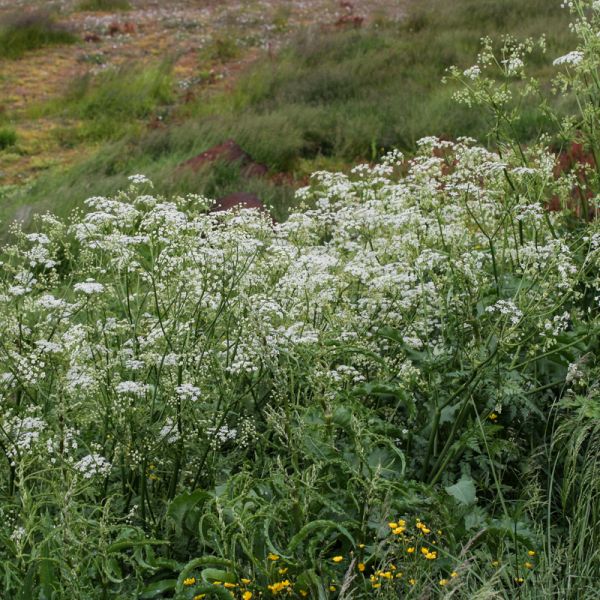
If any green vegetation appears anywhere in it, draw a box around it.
[77,0,132,10]
[0,11,77,59]
[0,0,574,231]
[38,62,174,142]
[1,0,600,598]
[0,126,17,149]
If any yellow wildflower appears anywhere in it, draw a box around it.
[241,578,252,584]
[193,595,206,600]
[409,578,416,585]
[489,413,498,421]
[329,585,336,591]
[300,591,308,598]
[439,579,449,586]
[223,582,237,589]
[332,556,343,563]
[528,550,536,557]
[407,547,415,554]
[183,577,196,587]
[267,553,280,561]
[524,561,534,569]
[388,522,398,529]
[358,563,366,572]
[451,571,458,578]
[278,567,288,575]
[393,526,406,535]
[242,593,252,600]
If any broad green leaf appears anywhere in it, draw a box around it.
[445,475,477,506]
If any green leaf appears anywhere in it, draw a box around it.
[175,557,233,593]
[445,475,477,506]
[140,579,177,599]
[167,490,211,535]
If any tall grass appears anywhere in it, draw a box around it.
[0,11,77,59]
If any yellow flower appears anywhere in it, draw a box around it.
[278,567,288,575]
[439,579,449,586]
[398,519,406,526]
[407,547,415,554]
[358,543,365,548]
[267,580,292,594]
[492,560,500,567]
[332,556,343,563]
[193,595,206,600]
[388,522,398,529]
[329,585,336,591]
[242,593,252,600]
[241,578,252,584]
[515,577,524,584]
[524,561,534,569]
[358,563,366,572]
[300,591,308,598]
[183,577,196,587]
[372,583,381,589]
[267,553,280,561]
[223,582,237,588]
[409,578,416,585]
[380,571,392,579]
[451,571,458,578]
[420,547,429,555]
[489,413,498,421]
[527,550,536,557]
[421,527,431,534]
[393,526,406,535]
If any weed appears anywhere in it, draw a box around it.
[0,10,77,59]
[0,127,17,150]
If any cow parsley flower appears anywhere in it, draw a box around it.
[553,51,584,66]
[74,279,105,295]
[74,454,111,479]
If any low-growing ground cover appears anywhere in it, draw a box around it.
[1,2,600,597]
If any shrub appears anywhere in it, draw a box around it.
[0,127,16,149]
[0,10,77,59]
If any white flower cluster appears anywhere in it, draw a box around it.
[73,453,112,479]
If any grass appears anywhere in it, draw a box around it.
[34,61,175,142]
[0,10,77,60]
[0,127,17,150]
[77,0,131,10]
[0,0,575,230]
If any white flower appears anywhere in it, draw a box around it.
[128,174,153,186]
[115,381,149,397]
[463,65,481,80]
[74,454,111,479]
[553,51,584,66]
[74,279,105,295]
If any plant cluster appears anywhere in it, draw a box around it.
[1,1,600,598]
[0,10,77,60]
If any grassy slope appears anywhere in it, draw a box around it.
[0,0,574,229]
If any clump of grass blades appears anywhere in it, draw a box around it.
[0,127,17,150]
[77,0,131,11]
[43,61,174,141]
[0,10,77,59]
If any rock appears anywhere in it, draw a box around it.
[211,192,275,221]
[179,139,268,178]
